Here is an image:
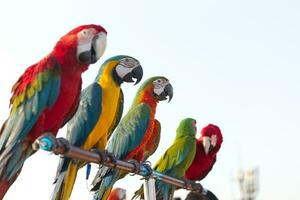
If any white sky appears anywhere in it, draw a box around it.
[0,0,300,199]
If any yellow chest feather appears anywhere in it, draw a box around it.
[82,83,121,150]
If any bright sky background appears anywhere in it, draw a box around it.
[0,0,300,199]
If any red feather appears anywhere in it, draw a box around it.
[125,85,159,162]
[185,124,223,181]
[0,24,107,198]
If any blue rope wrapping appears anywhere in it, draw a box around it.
[39,136,54,151]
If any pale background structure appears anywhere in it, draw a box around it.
[0,0,299,199]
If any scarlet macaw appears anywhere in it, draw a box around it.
[185,124,223,181]
[0,24,107,198]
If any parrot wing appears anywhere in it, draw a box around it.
[153,137,192,175]
[90,103,151,191]
[0,57,61,151]
[106,103,151,159]
[54,83,102,180]
[66,83,102,146]
[198,157,216,180]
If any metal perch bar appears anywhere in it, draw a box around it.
[34,135,204,194]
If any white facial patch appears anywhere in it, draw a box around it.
[153,79,169,96]
[115,65,134,78]
[115,57,139,78]
[77,28,96,56]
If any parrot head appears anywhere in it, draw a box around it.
[95,55,143,85]
[199,124,223,155]
[175,118,197,139]
[108,188,126,200]
[134,76,173,104]
[52,24,107,69]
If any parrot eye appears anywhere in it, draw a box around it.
[211,134,217,147]
[119,57,139,68]
[192,120,197,132]
[78,28,96,39]
[153,78,170,95]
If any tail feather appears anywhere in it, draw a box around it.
[0,141,32,181]
[0,139,33,199]
[0,180,10,200]
[132,185,144,200]
[0,174,19,200]
[132,181,174,200]
[156,181,174,200]
[51,163,79,200]
[92,168,121,200]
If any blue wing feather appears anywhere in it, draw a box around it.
[106,103,151,159]
[54,83,102,178]
[90,103,151,193]
[0,61,61,180]
[0,74,61,152]
[66,83,102,146]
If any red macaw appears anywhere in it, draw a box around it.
[0,24,107,199]
[184,124,223,181]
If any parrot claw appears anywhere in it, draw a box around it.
[128,159,141,176]
[90,148,106,164]
[184,179,203,193]
[104,150,117,167]
[54,137,70,154]
[183,179,193,189]
[141,162,153,178]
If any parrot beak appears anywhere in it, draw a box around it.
[123,65,143,85]
[157,83,173,102]
[116,63,143,85]
[202,136,212,155]
[77,32,107,64]
[91,32,107,63]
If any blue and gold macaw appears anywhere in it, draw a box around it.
[51,55,143,200]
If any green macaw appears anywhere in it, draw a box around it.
[133,118,197,200]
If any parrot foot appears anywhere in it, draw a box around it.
[90,148,106,164]
[54,137,70,154]
[128,159,141,176]
[140,161,153,178]
[184,179,203,193]
[104,150,117,168]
